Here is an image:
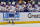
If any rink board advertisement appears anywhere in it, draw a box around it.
[0,12,40,24]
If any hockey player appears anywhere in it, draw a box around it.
[1,2,6,12]
[38,2,40,12]
[32,0,35,8]
[18,1,26,12]
[22,1,27,12]
[9,2,16,14]
[34,4,39,12]
[0,2,4,12]
[15,3,20,12]
[6,2,11,12]
[38,1,40,7]
[8,2,16,23]
[27,1,34,12]
[7,2,16,23]
[15,5,19,12]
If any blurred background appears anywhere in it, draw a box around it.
[0,0,40,3]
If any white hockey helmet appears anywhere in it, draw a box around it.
[12,1,15,5]
[24,2,26,4]
[1,2,4,4]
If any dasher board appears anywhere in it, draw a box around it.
[0,12,40,24]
